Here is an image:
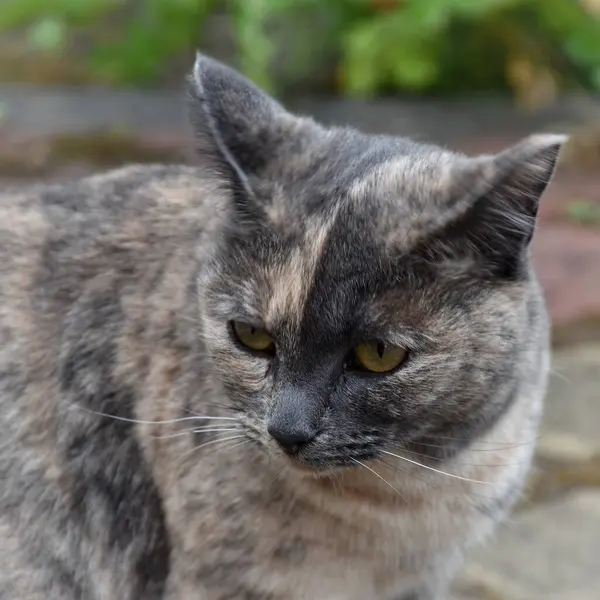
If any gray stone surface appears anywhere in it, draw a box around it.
[2,83,599,141]
[458,491,600,600]
[543,344,600,449]
[454,344,600,599]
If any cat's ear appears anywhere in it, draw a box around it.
[431,133,567,278]
[188,52,294,208]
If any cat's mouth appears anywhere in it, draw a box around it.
[273,444,380,477]
[263,425,383,474]
[285,459,324,476]
[280,456,346,480]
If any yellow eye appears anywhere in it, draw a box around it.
[231,321,275,352]
[354,342,407,373]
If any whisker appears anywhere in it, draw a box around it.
[377,456,505,524]
[193,427,241,435]
[330,472,343,497]
[550,368,572,385]
[411,438,539,452]
[377,456,516,532]
[224,439,250,451]
[192,401,238,412]
[426,433,541,446]
[75,406,238,426]
[151,430,196,440]
[192,424,240,431]
[380,450,496,485]
[178,434,246,462]
[182,406,238,417]
[151,427,241,440]
[350,457,408,501]
[387,442,518,468]
[268,468,286,488]
[224,439,256,460]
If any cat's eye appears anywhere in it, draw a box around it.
[231,321,275,353]
[353,341,407,374]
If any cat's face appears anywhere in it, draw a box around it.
[192,54,563,472]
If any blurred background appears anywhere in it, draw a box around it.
[1,1,599,599]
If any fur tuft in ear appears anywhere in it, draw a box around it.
[187,53,293,210]
[488,133,567,219]
[425,133,567,278]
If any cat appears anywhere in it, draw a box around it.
[0,53,565,600]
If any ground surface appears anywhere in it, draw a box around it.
[1,86,599,600]
[453,344,600,600]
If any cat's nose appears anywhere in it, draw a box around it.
[267,384,322,454]
[267,422,317,455]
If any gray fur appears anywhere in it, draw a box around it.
[0,53,565,599]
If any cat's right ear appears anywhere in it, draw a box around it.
[421,134,566,279]
[188,53,293,212]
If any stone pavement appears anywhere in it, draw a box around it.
[453,344,600,600]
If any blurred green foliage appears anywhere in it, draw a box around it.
[567,199,600,226]
[2,0,600,103]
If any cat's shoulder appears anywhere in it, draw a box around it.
[0,163,219,252]
[2,163,212,213]
[0,162,220,314]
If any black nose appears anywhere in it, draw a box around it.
[267,422,317,455]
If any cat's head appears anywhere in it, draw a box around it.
[191,53,564,472]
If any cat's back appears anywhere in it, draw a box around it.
[1,164,217,265]
[0,164,214,599]
[0,163,220,412]
[0,164,220,307]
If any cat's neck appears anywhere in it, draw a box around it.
[283,460,420,521]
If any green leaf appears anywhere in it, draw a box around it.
[564,21,600,65]
[231,0,278,90]
[566,200,600,226]
[535,0,587,34]
[449,0,520,18]
[391,50,439,89]
[28,18,66,51]
[591,67,600,90]
[342,18,387,95]
[403,0,450,30]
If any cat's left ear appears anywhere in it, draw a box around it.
[438,133,567,277]
[188,52,298,209]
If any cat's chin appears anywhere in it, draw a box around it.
[276,454,347,480]
[287,463,339,480]
[272,454,321,477]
